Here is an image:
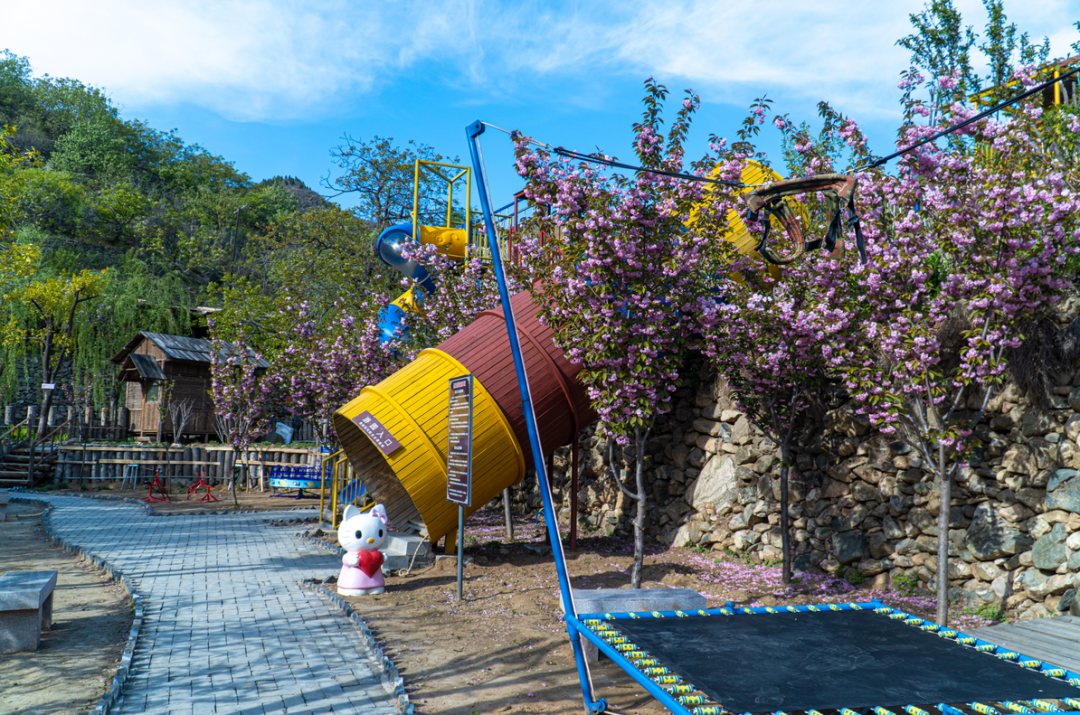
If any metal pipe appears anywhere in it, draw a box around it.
[466,120,607,715]
[570,439,579,551]
[457,504,465,601]
[570,614,693,715]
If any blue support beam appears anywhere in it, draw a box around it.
[466,120,608,715]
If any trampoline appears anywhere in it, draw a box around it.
[576,602,1080,715]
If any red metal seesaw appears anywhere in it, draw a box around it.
[140,472,171,503]
[186,470,220,502]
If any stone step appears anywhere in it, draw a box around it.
[0,455,50,463]
[0,465,51,473]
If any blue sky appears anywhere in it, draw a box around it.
[2,0,1078,209]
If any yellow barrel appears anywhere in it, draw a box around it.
[332,348,525,543]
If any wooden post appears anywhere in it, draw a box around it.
[503,488,514,542]
[183,446,193,482]
[4,405,11,425]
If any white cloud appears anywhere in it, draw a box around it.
[1,0,1076,121]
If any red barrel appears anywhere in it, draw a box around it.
[435,289,596,468]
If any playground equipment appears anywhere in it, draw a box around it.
[374,160,471,341]
[319,448,372,529]
[139,472,170,503]
[745,173,866,265]
[578,602,1080,714]
[331,103,1080,712]
[335,154,596,543]
[332,297,594,542]
[185,471,219,502]
[459,121,1080,715]
[267,464,325,499]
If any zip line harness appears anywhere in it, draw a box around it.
[745,173,866,265]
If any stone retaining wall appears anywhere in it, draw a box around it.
[509,366,1080,621]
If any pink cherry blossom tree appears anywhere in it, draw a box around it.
[209,328,271,504]
[699,270,831,585]
[804,69,1080,625]
[696,100,851,586]
[514,79,743,587]
[262,297,398,446]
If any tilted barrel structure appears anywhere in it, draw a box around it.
[332,289,595,543]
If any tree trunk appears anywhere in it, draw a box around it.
[630,428,647,589]
[936,443,951,626]
[226,449,238,506]
[780,447,792,585]
[37,389,54,439]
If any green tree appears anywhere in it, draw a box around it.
[0,242,106,436]
[9,167,85,234]
[323,135,458,227]
[212,205,393,350]
[897,0,979,98]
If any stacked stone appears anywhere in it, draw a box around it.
[509,365,1080,621]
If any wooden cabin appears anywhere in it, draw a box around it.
[110,332,269,440]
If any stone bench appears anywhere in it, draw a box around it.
[0,570,57,653]
[564,587,707,662]
[0,490,8,522]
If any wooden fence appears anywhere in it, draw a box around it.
[55,444,327,490]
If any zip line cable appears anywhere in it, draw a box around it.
[860,63,1080,170]
[485,65,1080,187]
[481,121,750,188]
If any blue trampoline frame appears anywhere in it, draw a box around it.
[464,120,1080,715]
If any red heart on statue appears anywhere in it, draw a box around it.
[357,550,384,578]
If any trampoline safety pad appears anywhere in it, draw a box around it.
[580,603,1080,715]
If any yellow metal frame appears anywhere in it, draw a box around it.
[320,449,373,529]
[319,449,340,525]
[972,58,1078,110]
[468,209,514,263]
[413,160,471,244]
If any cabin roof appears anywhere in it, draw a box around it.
[110,332,270,368]
[123,353,167,381]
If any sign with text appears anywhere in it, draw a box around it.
[446,375,474,506]
[353,411,402,457]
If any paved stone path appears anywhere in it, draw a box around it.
[30,496,401,715]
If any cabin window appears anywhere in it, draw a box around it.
[147,383,159,402]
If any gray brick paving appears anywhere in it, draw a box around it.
[33,496,400,714]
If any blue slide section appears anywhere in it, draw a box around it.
[375,223,434,342]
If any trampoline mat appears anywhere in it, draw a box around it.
[614,609,1080,712]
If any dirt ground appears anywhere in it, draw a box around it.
[312,507,999,715]
[9,488,998,715]
[45,481,326,515]
[0,501,133,715]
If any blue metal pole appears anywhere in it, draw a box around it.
[466,120,607,715]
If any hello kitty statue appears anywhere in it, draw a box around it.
[337,503,389,596]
